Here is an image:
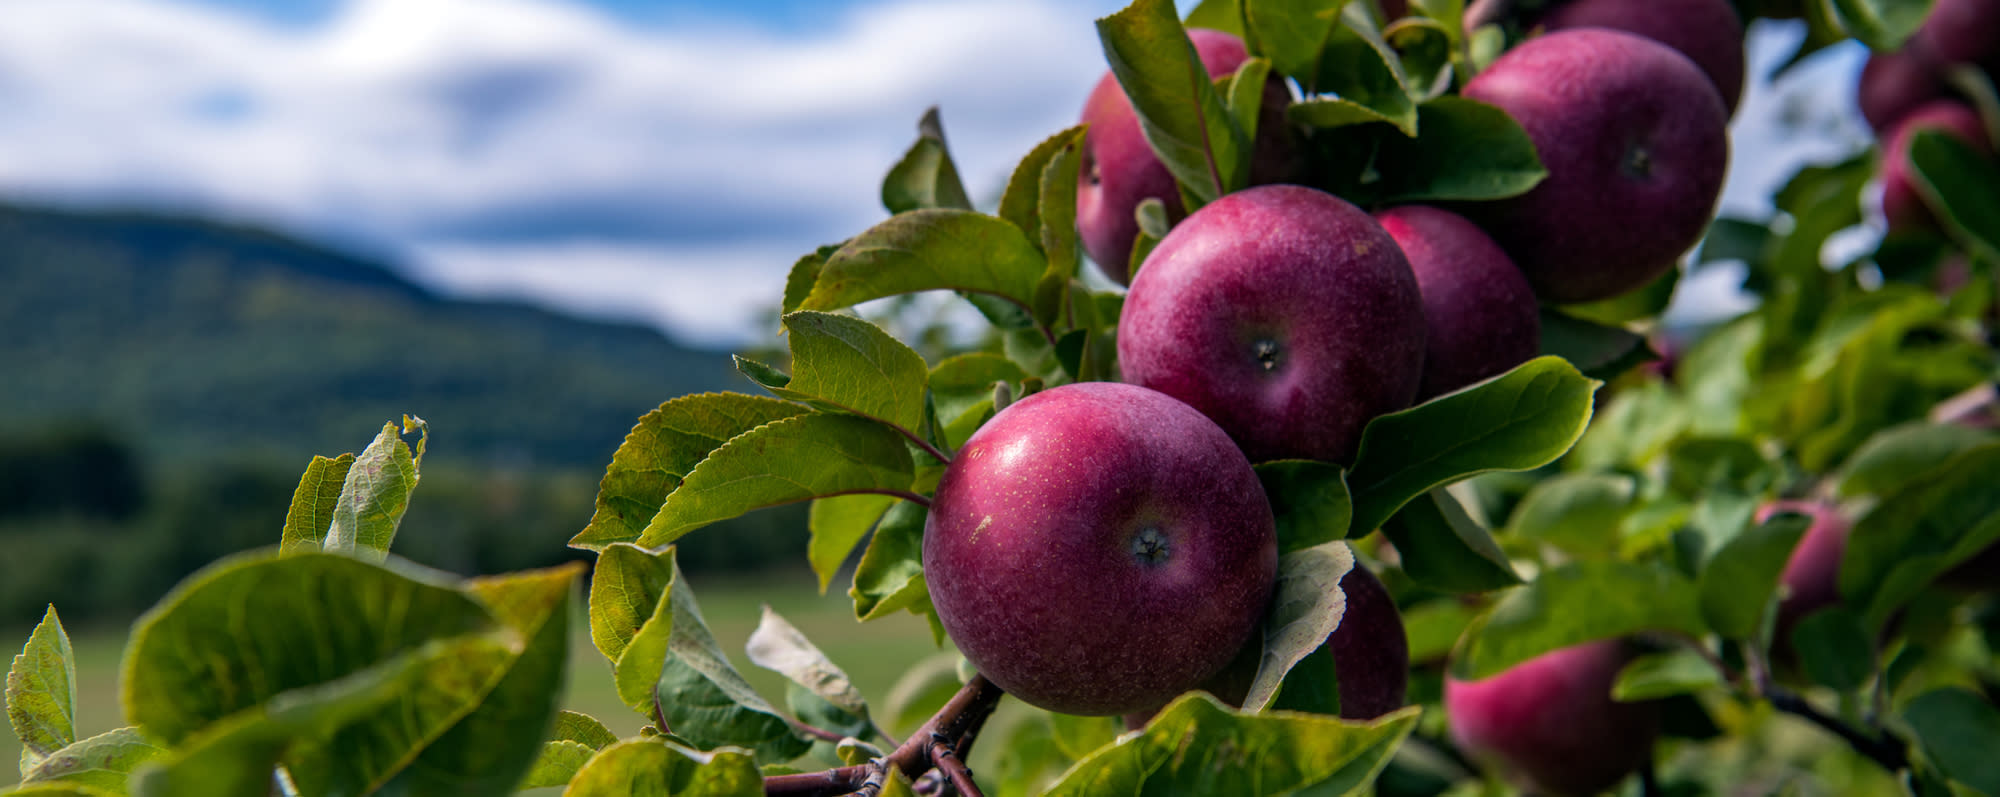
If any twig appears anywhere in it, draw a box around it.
[764,765,870,796]
[893,424,955,466]
[789,721,850,744]
[761,674,1007,797]
[931,735,983,797]
[1762,683,1911,771]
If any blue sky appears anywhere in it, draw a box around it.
[0,0,1870,345]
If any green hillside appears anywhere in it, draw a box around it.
[0,202,739,468]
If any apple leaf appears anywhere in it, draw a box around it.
[1289,97,1404,130]
[1837,422,1996,498]
[277,452,354,556]
[1903,688,2000,797]
[807,494,896,594]
[319,418,425,563]
[1570,381,1689,471]
[637,413,916,548]
[1505,471,1637,559]
[740,311,930,436]
[1319,5,1419,134]
[781,245,839,316]
[1347,356,1598,534]
[1537,309,1656,382]
[1044,693,1417,796]
[1908,128,2000,267]
[1385,16,1454,101]
[881,106,973,215]
[590,543,678,666]
[1790,607,1874,691]
[550,711,618,751]
[8,607,76,776]
[571,393,811,551]
[928,353,1031,431]
[1610,649,1724,702]
[562,738,762,797]
[17,727,164,791]
[1254,460,1353,553]
[1369,97,1545,202]
[745,606,870,721]
[1243,0,1353,92]
[649,560,812,762]
[1698,512,1810,642]
[850,501,934,624]
[1451,561,1706,680]
[1839,442,2000,630]
[1380,489,1522,593]
[519,740,595,790]
[4,784,115,796]
[1096,0,1248,202]
[1000,126,1087,246]
[1826,0,1934,51]
[802,209,1048,318]
[1563,265,1680,326]
[1243,541,1354,712]
[1049,714,1121,761]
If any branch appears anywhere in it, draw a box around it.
[931,735,983,797]
[1762,683,1911,772]
[761,674,1007,797]
[764,765,870,797]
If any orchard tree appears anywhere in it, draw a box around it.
[9,0,2000,795]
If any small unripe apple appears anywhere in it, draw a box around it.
[1534,0,1748,113]
[924,382,1279,716]
[1118,184,1426,464]
[1077,28,1295,284]
[1375,205,1540,399]
[1445,640,1661,797]
[1879,101,1994,233]
[1461,29,1729,304]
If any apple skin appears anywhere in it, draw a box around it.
[923,381,1279,717]
[1077,28,1295,284]
[1880,101,1994,233]
[1444,640,1662,797]
[1533,0,1747,113]
[1859,52,1952,134]
[1375,205,1541,399]
[1856,0,2000,133]
[1118,184,1426,464]
[1460,29,1729,304]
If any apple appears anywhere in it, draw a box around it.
[1859,52,1951,134]
[1445,640,1661,797]
[1532,0,1747,113]
[1077,28,1296,284]
[1756,500,1852,644]
[1117,184,1426,464]
[1375,205,1541,399]
[1460,29,1729,304]
[1856,0,2000,133]
[1879,101,1994,233]
[1908,0,2000,70]
[923,381,1279,716]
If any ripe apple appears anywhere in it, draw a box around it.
[923,381,1279,716]
[1374,205,1540,399]
[1445,640,1661,797]
[1855,0,2000,133]
[1117,184,1426,464]
[1532,0,1747,113]
[1756,500,1851,645]
[1879,101,1994,233]
[1077,28,1296,284]
[1859,52,1951,134]
[1908,0,2000,70]
[1460,29,1729,304]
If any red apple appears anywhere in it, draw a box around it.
[1461,29,1729,304]
[1077,28,1295,284]
[1856,0,2000,133]
[1859,52,1951,134]
[1879,101,1994,233]
[1117,184,1426,464]
[1534,0,1747,113]
[1755,500,1852,652]
[924,381,1279,716]
[1445,640,1661,797]
[1375,205,1541,399]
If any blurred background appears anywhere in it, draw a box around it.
[0,0,1879,755]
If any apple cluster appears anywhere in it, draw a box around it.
[1856,0,2000,233]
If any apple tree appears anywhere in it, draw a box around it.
[9,0,2000,794]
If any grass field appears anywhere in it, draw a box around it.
[3,567,952,789]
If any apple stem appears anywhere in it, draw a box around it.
[897,426,954,466]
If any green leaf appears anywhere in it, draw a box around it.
[1826,0,1934,50]
[1610,650,1723,702]
[881,107,973,214]
[1245,0,1354,92]
[1699,512,1810,641]
[1838,422,1997,498]
[1505,471,1637,558]
[754,311,930,435]
[572,393,813,550]
[1790,607,1874,691]
[323,419,423,562]
[1453,561,1705,680]
[1903,688,2000,796]
[1096,0,1248,201]
[1049,714,1121,761]
[1570,381,1689,471]
[1185,0,1246,35]
[745,606,869,720]
[1034,134,1086,319]
[1045,693,1417,796]
[1537,309,1656,382]
[9,607,75,775]
[648,559,812,762]
[278,453,354,556]
[1255,460,1353,553]
[802,210,1048,316]
[1562,266,1680,326]
[589,543,677,672]
[120,551,495,746]
[637,413,915,548]
[1402,599,1480,663]
[1370,97,1545,202]
[18,728,164,791]
[1698,217,1772,266]
[519,740,594,790]
[928,354,1030,430]
[850,502,932,623]
[780,247,835,316]
[1380,489,1522,593]
[1244,542,1356,711]
[1347,356,1599,534]
[1907,128,2000,264]
[562,739,762,797]
[2,784,115,796]
[807,494,895,594]
[880,654,962,736]
[548,711,618,751]
[1840,442,2000,630]
[1000,126,1088,244]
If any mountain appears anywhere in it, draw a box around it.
[0,202,741,469]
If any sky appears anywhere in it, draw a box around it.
[0,0,1873,346]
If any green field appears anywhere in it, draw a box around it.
[3,567,950,789]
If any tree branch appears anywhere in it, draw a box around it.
[761,674,1007,797]
[1762,683,1911,772]
[931,735,982,797]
